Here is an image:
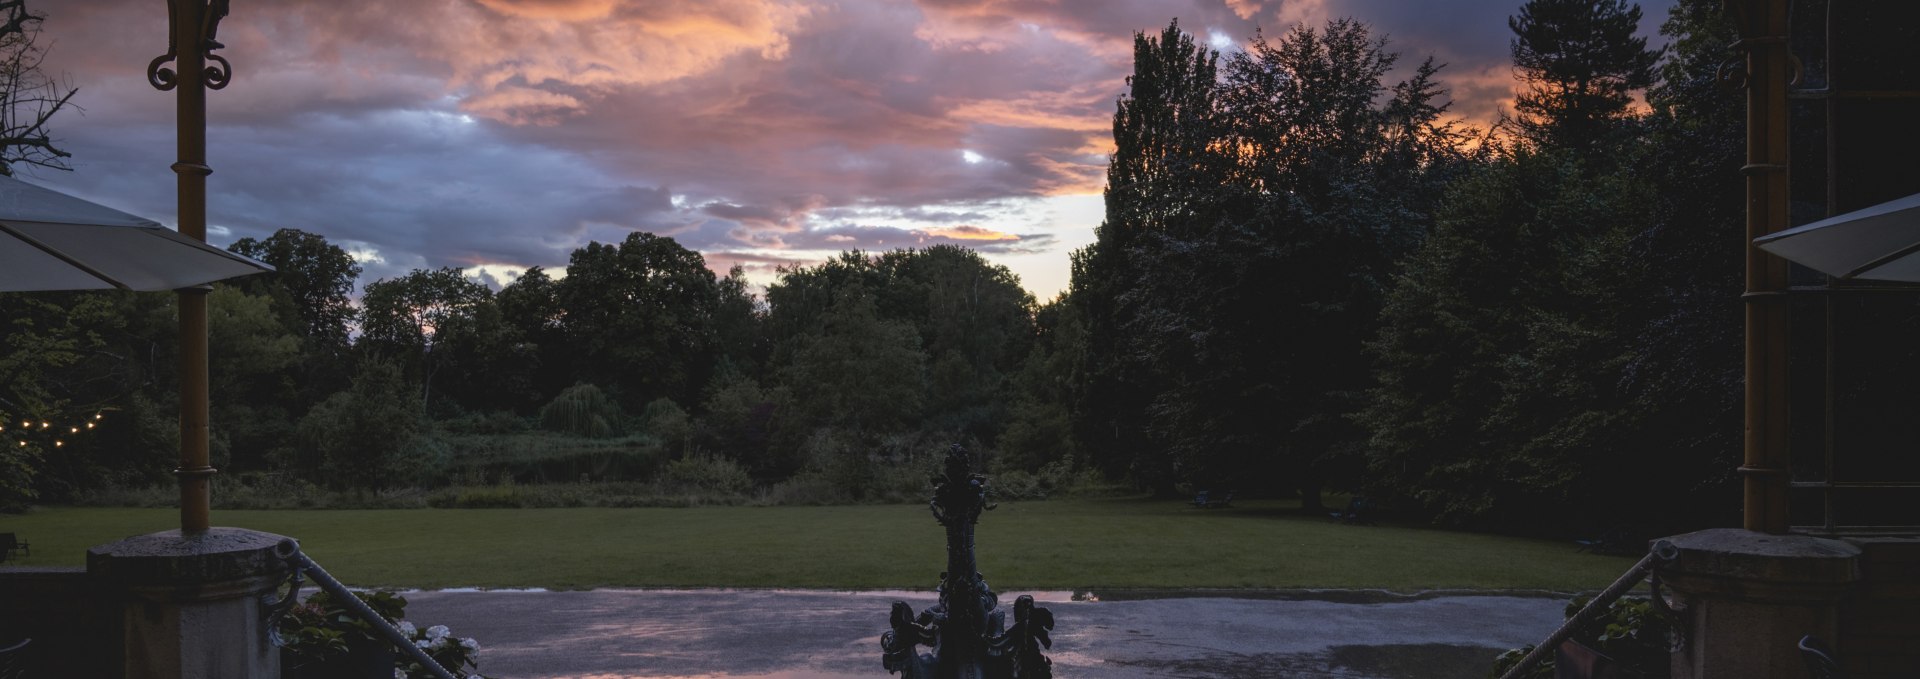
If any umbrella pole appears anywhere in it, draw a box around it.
[168,0,216,534]
[1735,0,1793,534]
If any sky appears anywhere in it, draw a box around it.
[36,0,1674,300]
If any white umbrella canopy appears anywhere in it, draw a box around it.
[0,175,270,292]
[1755,191,1920,283]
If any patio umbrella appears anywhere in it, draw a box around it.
[1755,191,1920,283]
[0,175,270,292]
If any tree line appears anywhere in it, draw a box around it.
[1067,0,1745,535]
[3,0,1746,536]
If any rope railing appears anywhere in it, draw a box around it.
[1494,539,1681,679]
[267,539,461,679]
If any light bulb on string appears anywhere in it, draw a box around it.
[69,427,78,434]
[86,423,95,429]
[53,441,62,447]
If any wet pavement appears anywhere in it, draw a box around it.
[400,589,1569,678]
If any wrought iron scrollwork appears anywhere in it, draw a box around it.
[881,445,1058,678]
[1716,35,1804,92]
[261,538,310,648]
[148,0,233,92]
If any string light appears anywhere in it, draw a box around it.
[2,412,109,449]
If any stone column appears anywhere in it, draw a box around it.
[1661,528,1861,678]
[87,528,291,679]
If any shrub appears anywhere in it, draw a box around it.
[443,410,528,435]
[388,433,455,488]
[293,360,421,490]
[641,398,692,452]
[539,384,623,439]
[659,452,752,495]
[434,432,665,485]
[1491,596,1675,679]
[756,473,848,505]
[276,589,493,679]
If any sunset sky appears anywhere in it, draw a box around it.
[39,0,1674,299]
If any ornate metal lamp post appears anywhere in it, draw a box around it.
[882,445,1057,678]
[148,0,231,534]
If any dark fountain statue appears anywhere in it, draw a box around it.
[882,445,1057,678]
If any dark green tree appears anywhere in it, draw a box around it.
[1360,0,1739,533]
[998,296,1084,473]
[695,370,779,469]
[226,228,362,405]
[712,266,766,378]
[358,267,493,413]
[495,266,569,408]
[777,291,927,435]
[764,246,1032,444]
[226,229,361,348]
[1070,19,1221,490]
[557,232,721,409]
[1609,0,1745,529]
[1506,0,1660,153]
[872,245,1033,439]
[206,286,301,471]
[1073,19,1463,501]
[292,359,421,490]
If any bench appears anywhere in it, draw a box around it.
[1574,528,1640,556]
[0,533,26,563]
[1328,497,1375,525]
[1190,490,1233,509]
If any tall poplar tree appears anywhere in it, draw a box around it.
[1069,19,1221,490]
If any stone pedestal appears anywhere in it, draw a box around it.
[87,528,291,679]
[1661,528,1861,679]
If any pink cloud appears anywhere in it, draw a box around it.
[42,0,1676,299]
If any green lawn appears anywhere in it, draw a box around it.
[1,499,1634,591]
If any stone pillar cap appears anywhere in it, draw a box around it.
[87,527,292,588]
[1661,528,1861,599]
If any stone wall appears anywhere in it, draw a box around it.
[1840,537,1920,678]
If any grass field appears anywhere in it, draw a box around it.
[0,499,1635,591]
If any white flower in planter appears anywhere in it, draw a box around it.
[427,625,451,641]
[397,621,417,637]
[461,638,479,651]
